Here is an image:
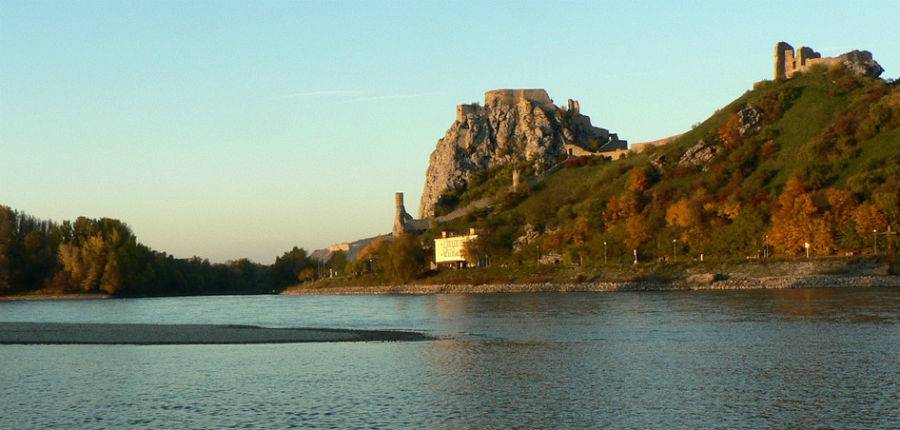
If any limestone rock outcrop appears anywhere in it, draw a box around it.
[419,89,625,218]
[736,104,763,136]
[838,50,885,78]
[678,139,720,170]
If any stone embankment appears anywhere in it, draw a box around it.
[285,274,900,296]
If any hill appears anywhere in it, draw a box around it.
[431,66,899,268]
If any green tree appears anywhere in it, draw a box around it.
[384,234,426,284]
[0,206,14,292]
[272,247,313,288]
[327,250,348,275]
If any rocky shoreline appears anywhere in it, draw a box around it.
[284,274,900,295]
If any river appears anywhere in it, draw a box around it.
[2,288,899,429]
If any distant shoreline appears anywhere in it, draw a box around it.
[285,257,900,295]
[3,259,896,300]
[283,274,900,296]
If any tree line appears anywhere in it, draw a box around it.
[0,206,319,297]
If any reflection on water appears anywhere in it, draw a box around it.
[2,288,899,429]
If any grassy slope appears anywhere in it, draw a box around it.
[466,71,897,222]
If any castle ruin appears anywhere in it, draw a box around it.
[774,42,883,80]
[393,192,429,236]
[456,89,555,122]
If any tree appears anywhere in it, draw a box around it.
[272,247,313,288]
[297,267,317,283]
[767,178,835,255]
[353,238,388,274]
[100,254,122,295]
[327,250,348,275]
[624,215,651,250]
[629,168,650,193]
[0,206,14,292]
[384,234,426,284]
[718,112,743,148]
[854,203,888,236]
[666,198,701,230]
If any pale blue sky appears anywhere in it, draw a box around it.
[1,1,897,263]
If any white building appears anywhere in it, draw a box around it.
[434,228,478,269]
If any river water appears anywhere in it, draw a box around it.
[2,288,899,429]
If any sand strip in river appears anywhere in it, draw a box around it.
[0,322,432,344]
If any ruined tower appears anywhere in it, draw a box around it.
[774,41,793,80]
[393,192,412,236]
[392,192,429,236]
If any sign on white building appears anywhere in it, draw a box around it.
[434,232,477,263]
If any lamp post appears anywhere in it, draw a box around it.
[672,239,677,261]
[874,229,878,255]
[603,241,607,265]
[764,235,769,259]
[804,242,810,259]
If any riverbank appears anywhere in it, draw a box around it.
[0,322,432,344]
[284,257,900,295]
[284,275,900,295]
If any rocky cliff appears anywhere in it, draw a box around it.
[419,89,624,218]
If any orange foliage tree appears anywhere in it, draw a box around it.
[624,215,651,250]
[767,178,835,255]
[718,113,743,148]
[854,202,888,235]
[629,169,650,193]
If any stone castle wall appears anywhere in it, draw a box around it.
[775,42,882,80]
[456,104,481,122]
[775,42,826,79]
[484,89,553,107]
[457,90,556,122]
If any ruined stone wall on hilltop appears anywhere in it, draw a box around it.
[483,89,554,107]
[774,41,883,80]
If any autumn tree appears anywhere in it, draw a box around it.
[624,215,651,250]
[854,202,888,236]
[629,168,651,193]
[767,178,835,255]
[352,238,388,274]
[666,199,702,234]
[718,112,743,148]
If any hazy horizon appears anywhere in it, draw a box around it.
[2,0,898,263]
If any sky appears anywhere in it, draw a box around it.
[1,1,898,263]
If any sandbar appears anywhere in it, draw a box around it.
[0,322,432,345]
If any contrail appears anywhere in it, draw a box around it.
[338,91,442,104]
[277,90,364,99]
